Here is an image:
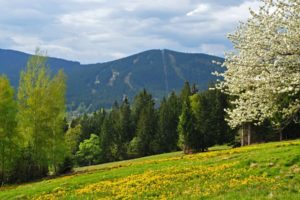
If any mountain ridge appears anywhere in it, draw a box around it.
[0,48,224,109]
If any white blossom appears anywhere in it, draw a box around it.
[216,0,300,129]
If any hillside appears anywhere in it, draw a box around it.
[1,140,299,199]
[0,49,223,109]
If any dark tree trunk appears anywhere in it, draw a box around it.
[279,130,283,141]
[241,124,245,146]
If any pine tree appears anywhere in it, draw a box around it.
[155,92,180,153]
[132,89,157,156]
[118,97,133,159]
[177,98,195,153]
[100,116,115,162]
[180,81,191,105]
[166,91,181,151]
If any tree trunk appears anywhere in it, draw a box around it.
[241,124,244,146]
[247,123,251,145]
[279,130,283,141]
[1,142,4,186]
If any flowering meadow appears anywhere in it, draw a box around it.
[1,140,299,199]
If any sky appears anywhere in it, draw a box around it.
[0,0,260,64]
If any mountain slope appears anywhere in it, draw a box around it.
[1,140,299,199]
[0,49,224,109]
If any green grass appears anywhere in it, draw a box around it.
[1,140,300,200]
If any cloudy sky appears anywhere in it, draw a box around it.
[0,0,260,63]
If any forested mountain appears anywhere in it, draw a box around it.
[0,48,223,109]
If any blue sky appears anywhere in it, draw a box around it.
[0,0,260,63]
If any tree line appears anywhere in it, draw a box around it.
[68,82,234,167]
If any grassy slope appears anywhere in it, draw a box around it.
[1,140,300,200]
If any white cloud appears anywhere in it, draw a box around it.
[0,0,260,63]
[186,4,210,16]
[200,44,229,57]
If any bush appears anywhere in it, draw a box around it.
[57,156,74,175]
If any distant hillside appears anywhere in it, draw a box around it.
[0,49,224,109]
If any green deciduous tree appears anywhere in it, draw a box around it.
[65,125,82,155]
[75,134,101,166]
[17,49,67,176]
[0,76,18,184]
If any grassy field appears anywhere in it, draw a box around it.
[0,140,300,200]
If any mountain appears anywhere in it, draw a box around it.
[0,48,224,109]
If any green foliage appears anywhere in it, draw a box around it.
[133,89,157,156]
[65,125,82,155]
[99,115,117,163]
[9,146,48,183]
[116,97,133,159]
[76,134,101,166]
[0,75,18,184]
[155,93,180,153]
[179,81,191,104]
[177,98,196,153]
[17,50,68,178]
[57,156,73,175]
[178,86,233,153]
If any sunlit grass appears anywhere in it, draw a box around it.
[1,140,299,199]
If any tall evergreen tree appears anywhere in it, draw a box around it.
[100,116,115,162]
[180,81,191,104]
[155,92,180,153]
[177,98,195,153]
[166,91,181,151]
[193,93,212,152]
[132,89,157,156]
[118,97,133,159]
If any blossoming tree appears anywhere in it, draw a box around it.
[216,0,300,143]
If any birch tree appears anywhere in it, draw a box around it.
[18,49,67,176]
[0,76,17,184]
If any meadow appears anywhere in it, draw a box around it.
[1,140,299,200]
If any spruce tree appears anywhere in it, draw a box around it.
[177,98,195,153]
[132,89,157,156]
[180,81,191,105]
[118,97,133,159]
[155,92,180,153]
[100,116,115,162]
